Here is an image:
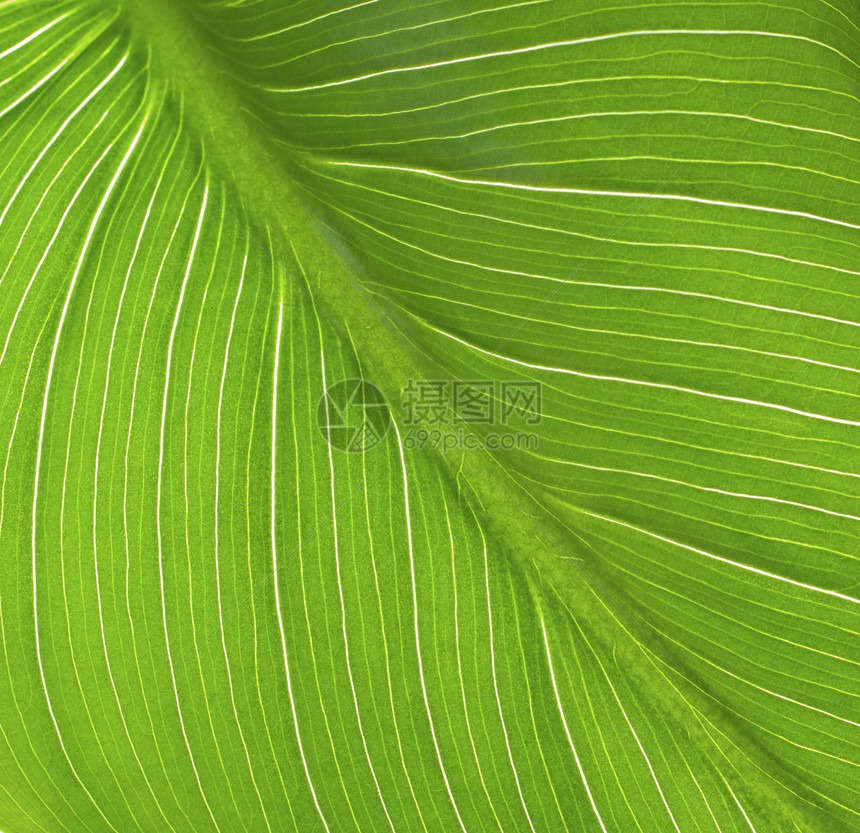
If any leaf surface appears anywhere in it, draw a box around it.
[0,1,858,831]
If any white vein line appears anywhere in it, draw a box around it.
[430,327,860,428]
[0,55,71,119]
[320,350,397,832]
[600,672,681,832]
[327,161,860,233]
[32,122,146,833]
[578,509,860,605]
[237,0,377,40]
[0,129,107,366]
[271,30,848,91]
[277,0,582,70]
[477,520,537,833]
[123,106,186,635]
[1,328,41,538]
[313,199,860,375]
[181,194,246,827]
[555,461,860,527]
[242,253,296,823]
[393,420,468,833]
[356,107,860,147]
[0,60,127,369]
[270,295,332,833]
[58,159,143,827]
[447,502,504,833]
[0,328,76,833]
[719,775,758,832]
[216,254,273,832]
[506,575,571,832]
[0,56,126,238]
[360,431,429,831]
[156,186,223,832]
[685,638,860,729]
[539,617,607,833]
[0,13,70,61]
[319,166,860,284]
[120,135,197,833]
[92,146,175,831]
[326,203,860,335]
[125,172,184,632]
[688,770,724,832]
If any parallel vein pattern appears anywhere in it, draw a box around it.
[1,1,858,832]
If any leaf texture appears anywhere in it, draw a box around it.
[0,1,858,831]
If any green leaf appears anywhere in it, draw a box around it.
[1,0,858,831]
